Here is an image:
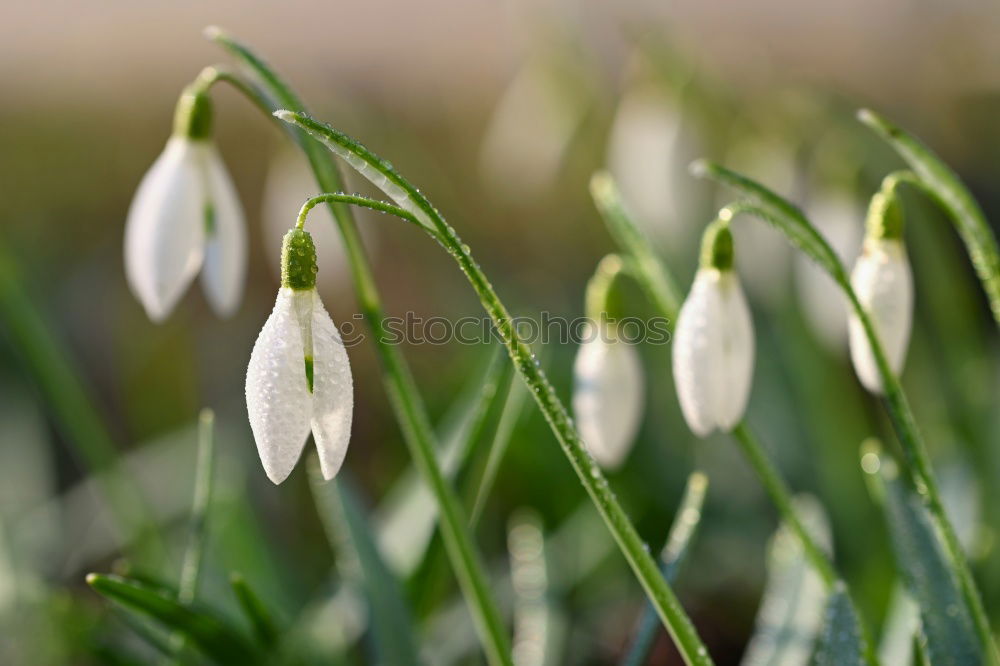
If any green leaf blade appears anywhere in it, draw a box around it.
[811,584,870,666]
[87,573,258,665]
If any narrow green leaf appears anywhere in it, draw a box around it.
[864,451,983,665]
[230,573,279,650]
[742,497,831,666]
[309,465,420,666]
[178,408,216,605]
[811,584,870,666]
[87,573,258,664]
[589,171,683,318]
[0,248,163,565]
[622,472,709,666]
[858,108,1000,326]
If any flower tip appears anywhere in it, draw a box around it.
[688,159,710,178]
[202,25,224,41]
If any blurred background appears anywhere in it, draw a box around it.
[2,0,1000,663]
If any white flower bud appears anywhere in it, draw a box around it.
[672,222,755,436]
[848,238,913,393]
[246,229,353,484]
[246,286,354,484]
[573,328,645,470]
[124,88,246,322]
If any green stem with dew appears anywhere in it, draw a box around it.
[281,114,714,666]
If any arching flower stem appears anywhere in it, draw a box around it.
[279,111,714,666]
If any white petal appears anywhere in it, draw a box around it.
[714,273,755,430]
[673,270,726,436]
[572,332,645,470]
[200,144,247,318]
[848,240,913,393]
[308,293,354,480]
[246,288,313,483]
[124,137,205,322]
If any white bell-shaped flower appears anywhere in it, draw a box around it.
[124,86,246,322]
[573,324,645,470]
[672,222,755,437]
[246,228,354,484]
[848,188,913,394]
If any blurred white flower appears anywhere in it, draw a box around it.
[261,149,378,300]
[848,187,913,394]
[848,238,913,394]
[673,223,755,436]
[479,60,590,198]
[124,88,246,322]
[796,190,864,351]
[246,229,353,484]
[607,87,702,246]
[572,326,644,470]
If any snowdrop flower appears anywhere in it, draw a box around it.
[607,86,702,247]
[572,256,644,469]
[124,85,247,321]
[246,228,354,484]
[672,221,755,436]
[848,186,913,394]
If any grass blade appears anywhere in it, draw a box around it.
[741,497,831,666]
[863,445,983,665]
[858,109,1000,326]
[87,573,258,664]
[230,573,279,650]
[178,409,215,605]
[508,509,555,666]
[812,584,870,666]
[622,471,709,666]
[309,463,420,666]
[0,247,163,566]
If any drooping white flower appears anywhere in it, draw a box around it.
[573,326,645,470]
[848,188,912,393]
[246,228,354,484]
[607,85,703,247]
[124,86,246,322]
[672,222,755,436]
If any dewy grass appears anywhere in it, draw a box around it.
[281,116,714,665]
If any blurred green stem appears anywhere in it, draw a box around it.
[178,409,215,604]
[0,245,165,567]
[204,29,512,666]
[281,115,714,666]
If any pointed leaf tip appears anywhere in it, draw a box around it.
[273,109,296,122]
[688,158,711,177]
[202,25,224,41]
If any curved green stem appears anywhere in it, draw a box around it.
[858,109,1000,327]
[279,111,714,666]
[693,162,997,663]
[295,193,438,239]
[206,30,511,666]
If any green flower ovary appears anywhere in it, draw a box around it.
[281,228,319,290]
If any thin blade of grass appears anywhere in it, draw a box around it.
[741,497,831,666]
[812,584,870,666]
[230,573,279,650]
[178,409,215,605]
[508,509,559,666]
[862,445,983,665]
[308,463,420,666]
[0,247,163,566]
[86,573,258,664]
[622,471,709,666]
[858,109,1000,326]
